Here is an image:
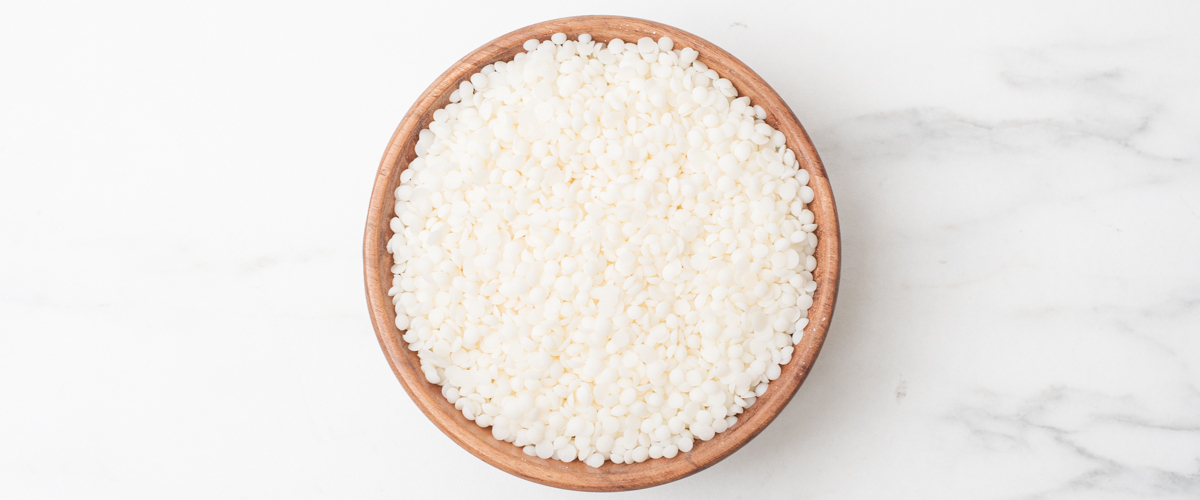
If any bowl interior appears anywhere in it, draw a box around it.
[364,16,840,492]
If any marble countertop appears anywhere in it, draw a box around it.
[3,1,1197,498]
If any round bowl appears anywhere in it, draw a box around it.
[363,15,840,492]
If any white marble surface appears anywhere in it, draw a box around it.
[3,1,1198,498]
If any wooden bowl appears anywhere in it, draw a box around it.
[363,15,840,492]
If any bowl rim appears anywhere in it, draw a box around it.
[363,15,841,492]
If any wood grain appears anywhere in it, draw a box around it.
[363,16,841,492]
